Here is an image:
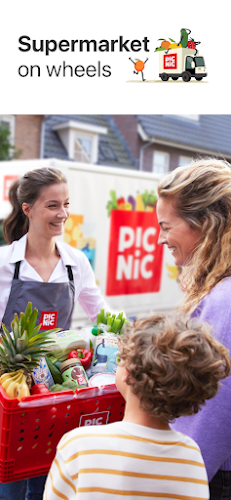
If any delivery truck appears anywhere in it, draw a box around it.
[0,158,184,326]
[158,47,207,82]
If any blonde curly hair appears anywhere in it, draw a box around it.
[157,158,231,315]
[118,313,230,423]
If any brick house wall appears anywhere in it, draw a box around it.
[111,114,199,172]
[15,115,44,160]
[110,115,141,164]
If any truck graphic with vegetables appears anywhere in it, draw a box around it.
[155,29,207,82]
[106,189,157,215]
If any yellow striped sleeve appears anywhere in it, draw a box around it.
[77,486,208,499]
[50,471,69,500]
[54,458,76,494]
[65,449,205,467]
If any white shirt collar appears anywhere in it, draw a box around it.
[9,234,27,263]
[9,233,77,267]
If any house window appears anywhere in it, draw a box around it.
[178,155,192,168]
[99,143,117,160]
[52,120,107,164]
[153,151,169,174]
[0,115,15,144]
[74,135,92,163]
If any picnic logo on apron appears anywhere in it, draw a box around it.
[40,310,59,329]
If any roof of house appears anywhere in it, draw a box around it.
[43,115,135,168]
[136,115,231,157]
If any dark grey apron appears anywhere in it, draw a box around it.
[2,261,75,332]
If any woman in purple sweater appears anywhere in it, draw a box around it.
[156,158,231,500]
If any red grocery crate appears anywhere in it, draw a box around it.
[0,384,125,483]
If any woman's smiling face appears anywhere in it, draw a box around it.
[156,197,201,267]
[22,182,70,239]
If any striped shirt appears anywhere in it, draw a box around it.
[43,421,209,499]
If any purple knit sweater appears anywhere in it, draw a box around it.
[171,277,231,482]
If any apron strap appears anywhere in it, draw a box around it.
[66,265,74,282]
[13,261,74,282]
[14,261,21,279]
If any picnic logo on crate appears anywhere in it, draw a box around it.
[79,411,109,427]
[106,189,163,296]
[154,28,207,82]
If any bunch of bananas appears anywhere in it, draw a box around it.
[0,370,30,400]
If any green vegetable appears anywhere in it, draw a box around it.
[111,319,121,334]
[50,384,64,392]
[62,380,78,390]
[96,310,127,335]
[141,190,157,208]
[46,356,63,384]
[97,312,102,324]
[49,355,58,364]
[100,309,107,325]
[106,190,118,216]
[154,47,166,52]
[118,318,125,334]
[180,28,190,48]
[106,316,114,328]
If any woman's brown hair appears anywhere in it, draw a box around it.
[157,158,231,315]
[3,167,67,244]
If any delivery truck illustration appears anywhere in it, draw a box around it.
[158,47,207,82]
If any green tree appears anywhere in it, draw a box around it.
[0,220,6,246]
[0,123,21,161]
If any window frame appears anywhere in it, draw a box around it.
[178,155,192,168]
[152,150,169,174]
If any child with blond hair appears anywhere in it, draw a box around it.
[44,313,230,499]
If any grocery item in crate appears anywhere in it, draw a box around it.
[96,308,127,336]
[78,327,97,352]
[107,349,120,373]
[0,370,30,400]
[46,330,88,361]
[0,301,57,399]
[89,372,116,387]
[68,348,93,370]
[91,333,118,375]
[59,358,88,388]
[32,357,54,389]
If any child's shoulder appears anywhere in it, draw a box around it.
[175,431,204,459]
[58,422,119,448]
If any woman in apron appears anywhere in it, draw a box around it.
[0,166,110,500]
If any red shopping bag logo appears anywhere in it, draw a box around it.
[3,175,19,201]
[164,53,177,69]
[106,210,163,296]
[40,311,58,329]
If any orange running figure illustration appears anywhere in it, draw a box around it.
[129,57,148,81]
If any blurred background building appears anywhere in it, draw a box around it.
[1,113,231,248]
[1,114,231,171]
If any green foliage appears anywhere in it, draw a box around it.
[0,222,6,246]
[0,124,21,161]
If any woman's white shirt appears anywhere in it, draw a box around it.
[0,234,108,324]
